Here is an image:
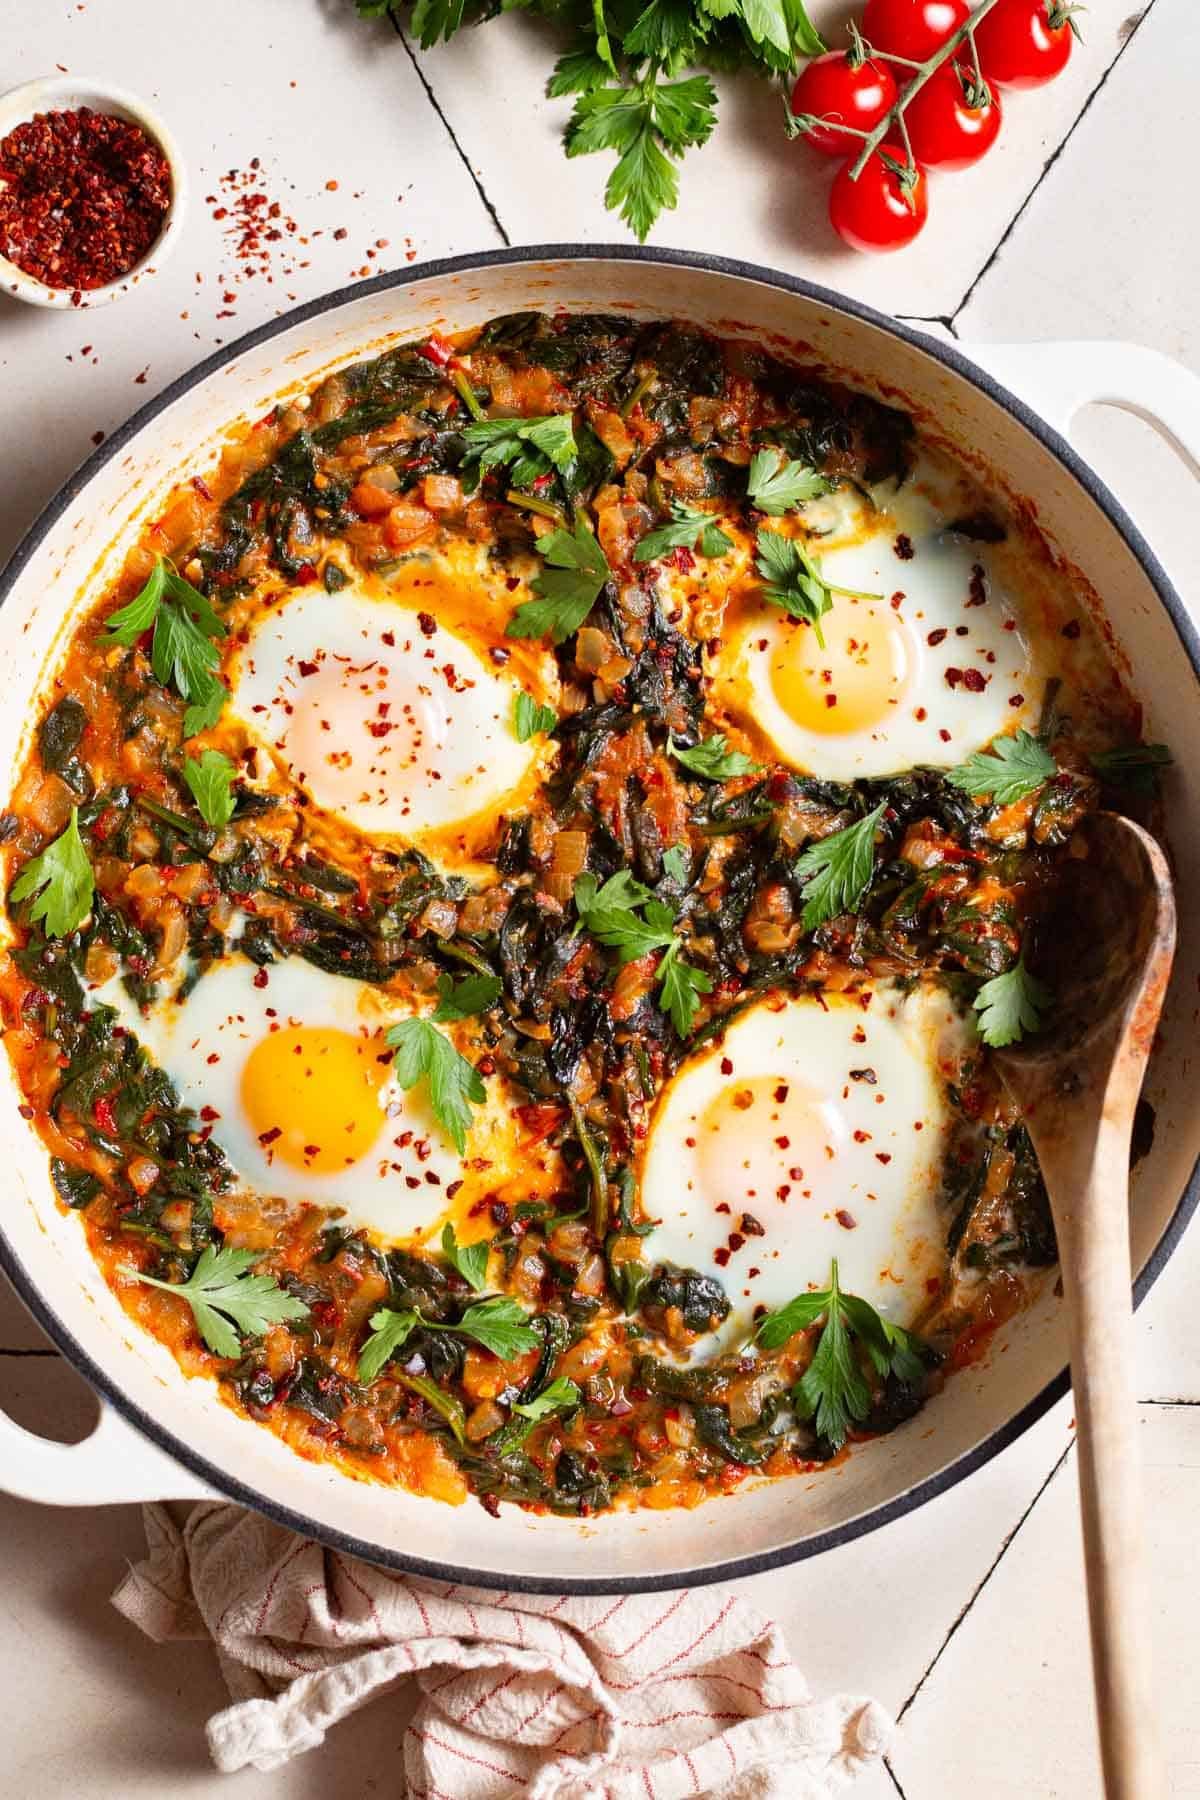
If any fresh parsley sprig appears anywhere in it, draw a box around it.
[667,732,760,781]
[358,1295,540,1383]
[756,1259,928,1451]
[573,869,711,1034]
[441,1221,490,1291]
[633,501,732,563]
[182,749,237,829]
[105,557,228,737]
[461,413,578,491]
[9,807,94,937]
[432,971,503,1022]
[793,803,888,930]
[513,691,558,742]
[507,518,612,644]
[131,1245,310,1359]
[754,527,878,650]
[492,1376,582,1455]
[746,448,831,515]
[387,1016,486,1154]
[973,954,1051,1048]
[947,731,1057,805]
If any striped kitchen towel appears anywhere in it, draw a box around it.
[113,1501,891,1797]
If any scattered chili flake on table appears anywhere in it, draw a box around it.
[0,108,171,293]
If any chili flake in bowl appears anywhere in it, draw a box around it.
[0,76,185,308]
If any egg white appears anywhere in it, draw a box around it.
[640,983,971,1347]
[228,576,538,840]
[92,954,510,1239]
[717,475,1045,781]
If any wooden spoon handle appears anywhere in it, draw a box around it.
[1061,1138,1164,1800]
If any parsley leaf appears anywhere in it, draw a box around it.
[1089,743,1172,793]
[132,1245,309,1360]
[754,526,878,651]
[564,74,717,241]
[454,1295,541,1359]
[657,940,713,1036]
[106,558,228,724]
[507,519,612,643]
[9,808,94,937]
[358,1306,420,1384]
[511,1376,582,1421]
[387,1017,485,1155]
[974,955,1051,1048]
[461,413,578,490]
[947,730,1057,804]
[793,802,887,929]
[633,501,732,563]
[441,1221,490,1292]
[746,448,831,515]
[667,732,760,781]
[662,844,690,883]
[574,870,709,1034]
[574,870,676,962]
[755,1260,925,1451]
[182,749,237,828]
[432,971,503,1022]
[513,691,558,742]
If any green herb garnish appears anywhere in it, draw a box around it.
[131,1245,310,1360]
[432,971,503,1022]
[756,1258,927,1451]
[574,869,710,1034]
[461,413,577,489]
[9,808,94,937]
[507,518,612,643]
[182,749,237,829]
[667,732,760,781]
[633,501,732,563]
[793,802,887,929]
[387,1017,485,1154]
[441,1221,490,1292]
[513,691,558,742]
[754,526,877,650]
[105,558,228,736]
[746,448,831,515]
[973,955,1051,1048]
[358,1295,540,1383]
[948,730,1057,804]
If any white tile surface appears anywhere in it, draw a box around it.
[1,0,1198,1791]
[889,1406,1200,1800]
[406,0,1128,317]
[0,0,500,568]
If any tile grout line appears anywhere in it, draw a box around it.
[948,0,1162,328]
[883,1753,909,1797]
[895,1439,1074,1726]
[389,17,512,249]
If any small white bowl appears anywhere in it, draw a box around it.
[0,75,186,309]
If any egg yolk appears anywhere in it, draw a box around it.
[767,594,915,736]
[240,1026,391,1173]
[695,1073,850,1207]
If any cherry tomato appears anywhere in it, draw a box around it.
[904,62,1001,168]
[790,52,898,158]
[861,0,969,61]
[829,144,929,253]
[972,0,1076,87]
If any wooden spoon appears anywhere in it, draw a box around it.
[996,812,1174,1800]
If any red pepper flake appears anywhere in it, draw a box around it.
[967,563,987,606]
[199,1105,220,1122]
[258,1126,282,1146]
[835,1209,857,1230]
[253,968,269,990]
[774,1083,789,1103]
[875,1152,893,1164]
[1062,619,1081,639]
[417,611,437,637]
[0,108,172,291]
[961,667,987,693]
[91,429,105,446]
[720,1056,733,1076]
[914,706,927,721]
[93,1095,118,1134]
[927,627,947,647]
[1009,693,1025,708]
[824,693,838,709]
[713,1247,732,1267]
[939,728,952,742]
[296,659,319,677]
[945,667,962,688]
[893,534,915,561]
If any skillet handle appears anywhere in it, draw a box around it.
[962,340,1200,475]
[0,1394,217,1505]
